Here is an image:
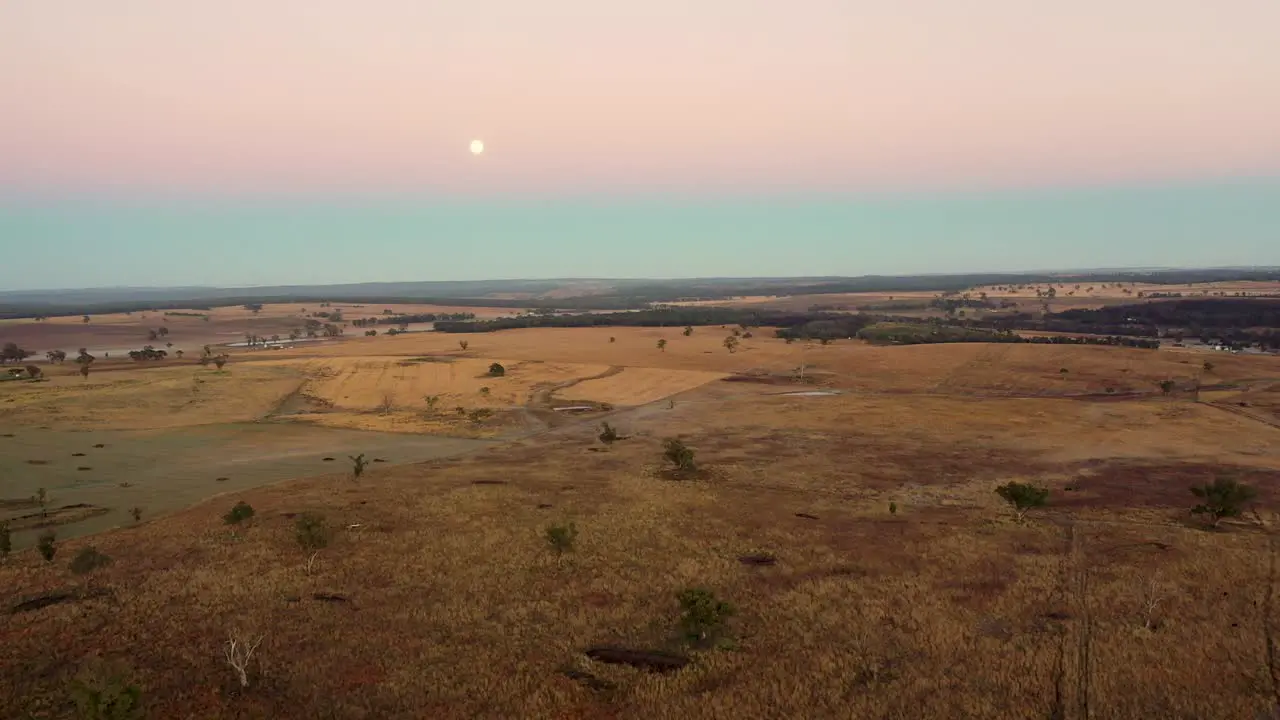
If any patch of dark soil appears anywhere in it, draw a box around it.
[77,466,92,471]
[472,479,507,485]
[560,667,617,692]
[721,374,790,385]
[0,433,14,438]
[11,592,75,614]
[373,458,387,463]
[537,503,553,509]
[284,595,302,603]
[1056,461,1280,510]
[0,497,37,510]
[92,444,106,448]
[584,646,689,673]
[795,513,819,520]
[739,553,778,566]
[322,457,335,461]
[26,459,48,465]
[215,477,228,482]
[313,593,349,603]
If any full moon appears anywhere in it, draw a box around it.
[470,139,484,155]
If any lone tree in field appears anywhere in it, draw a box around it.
[488,362,505,377]
[598,421,619,445]
[683,326,694,336]
[69,657,145,720]
[350,453,368,480]
[222,501,255,525]
[1158,379,1175,395]
[723,336,740,353]
[36,529,56,563]
[458,340,469,351]
[994,481,1049,521]
[545,522,577,554]
[423,395,440,413]
[1190,477,1257,528]
[80,364,91,379]
[662,438,697,472]
[223,633,264,689]
[677,588,734,645]
[657,339,667,352]
[69,546,112,593]
[213,354,228,370]
[25,365,41,379]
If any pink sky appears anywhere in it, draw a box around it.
[3,0,1279,196]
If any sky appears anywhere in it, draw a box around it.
[2,1,1279,289]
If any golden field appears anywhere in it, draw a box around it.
[2,320,1280,719]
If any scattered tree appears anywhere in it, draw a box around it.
[36,487,48,519]
[377,392,395,415]
[25,365,41,379]
[1190,477,1257,528]
[662,438,697,472]
[294,513,331,550]
[889,502,898,515]
[213,355,228,370]
[37,529,57,562]
[609,336,616,343]
[598,422,619,445]
[545,522,578,554]
[129,507,142,523]
[657,339,668,352]
[69,546,112,592]
[677,588,734,644]
[683,326,694,336]
[1158,379,1175,395]
[223,633,264,689]
[350,453,368,479]
[223,501,255,525]
[723,336,740,353]
[423,395,440,412]
[80,364,91,379]
[488,362,506,377]
[458,340,469,351]
[0,520,10,561]
[1203,361,1215,373]
[468,408,493,425]
[994,481,1049,521]
[68,657,145,720]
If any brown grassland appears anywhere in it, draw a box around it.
[3,318,1280,719]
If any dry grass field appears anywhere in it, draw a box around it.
[3,323,1280,719]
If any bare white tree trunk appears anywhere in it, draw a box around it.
[224,633,264,688]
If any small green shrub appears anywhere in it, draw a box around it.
[994,482,1049,521]
[1191,477,1257,528]
[295,513,331,550]
[889,502,897,515]
[223,501,255,525]
[69,546,112,576]
[468,408,493,425]
[129,507,142,523]
[598,422,618,445]
[349,453,368,480]
[545,522,577,554]
[37,529,57,562]
[69,657,144,720]
[662,438,696,472]
[677,588,734,644]
[487,363,505,377]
